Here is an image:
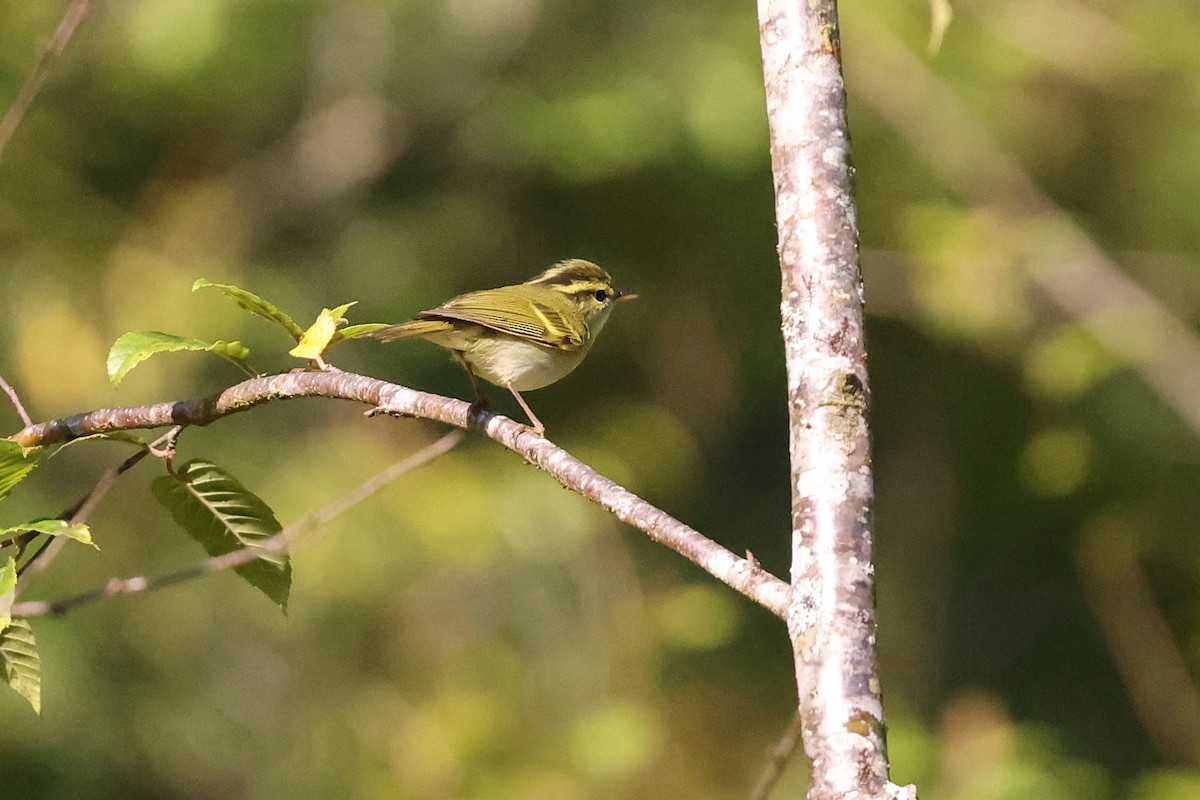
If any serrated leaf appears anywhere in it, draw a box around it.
[0,557,15,632]
[193,279,305,340]
[1,617,41,714]
[0,520,96,549]
[0,440,45,502]
[332,323,389,342]
[289,302,357,360]
[151,460,290,610]
[107,331,251,386]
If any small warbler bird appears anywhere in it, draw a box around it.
[369,259,636,434]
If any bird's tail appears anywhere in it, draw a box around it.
[367,318,456,343]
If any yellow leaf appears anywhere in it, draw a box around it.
[928,0,953,55]
[288,302,356,360]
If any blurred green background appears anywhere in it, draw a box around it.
[3,0,1200,797]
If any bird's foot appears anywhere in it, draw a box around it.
[466,397,493,431]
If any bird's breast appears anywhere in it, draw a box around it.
[463,335,590,390]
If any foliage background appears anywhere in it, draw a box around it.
[3,0,1200,797]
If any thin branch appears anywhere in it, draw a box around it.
[0,373,33,428]
[16,428,180,588]
[758,0,912,798]
[8,371,791,617]
[287,428,464,549]
[11,429,465,617]
[1076,527,1200,766]
[0,0,95,163]
[750,711,805,800]
[847,16,1200,440]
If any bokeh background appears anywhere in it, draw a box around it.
[3,0,1200,797]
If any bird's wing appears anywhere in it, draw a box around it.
[421,286,588,351]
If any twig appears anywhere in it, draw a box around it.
[0,0,95,163]
[9,370,792,616]
[750,712,804,800]
[0,373,32,428]
[848,16,1200,440]
[16,428,180,588]
[11,429,464,617]
[1076,526,1200,765]
[289,428,464,548]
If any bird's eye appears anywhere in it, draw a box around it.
[594,289,609,302]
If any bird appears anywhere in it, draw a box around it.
[368,259,636,434]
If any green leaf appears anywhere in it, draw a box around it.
[332,323,390,342]
[0,557,15,632]
[0,440,45,502]
[151,460,290,610]
[193,279,305,340]
[0,520,96,549]
[107,331,251,387]
[0,617,41,714]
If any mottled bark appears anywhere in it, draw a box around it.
[757,0,914,797]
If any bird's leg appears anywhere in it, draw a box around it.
[506,384,545,436]
[451,353,543,435]
[452,353,491,429]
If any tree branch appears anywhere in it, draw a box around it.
[8,370,791,618]
[750,711,804,800]
[0,373,32,428]
[11,429,465,617]
[15,428,179,589]
[848,16,1200,440]
[0,0,94,162]
[758,0,913,797]
[1076,525,1200,766]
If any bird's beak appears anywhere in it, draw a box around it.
[614,290,638,302]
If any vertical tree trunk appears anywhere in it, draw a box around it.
[756,1,915,797]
